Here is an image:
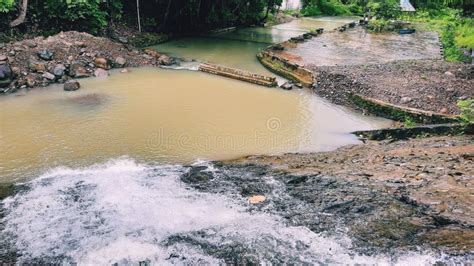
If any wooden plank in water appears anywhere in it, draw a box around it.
[198,63,277,87]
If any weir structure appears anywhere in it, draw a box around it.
[198,63,278,87]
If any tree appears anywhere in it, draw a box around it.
[9,0,27,27]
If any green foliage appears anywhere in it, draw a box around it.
[130,32,168,48]
[0,0,14,12]
[302,0,349,16]
[43,0,108,33]
[457,99,474,123]
[404,117,416,128]
[455,20,474,49]
[368,0,401,19]
[410,8,473,62]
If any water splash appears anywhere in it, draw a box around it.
[1,159,441,264]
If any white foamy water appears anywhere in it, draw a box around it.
[1,159,441,264]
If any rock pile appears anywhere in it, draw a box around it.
[0,31,177,94]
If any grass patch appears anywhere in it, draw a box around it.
[409,8,473,62]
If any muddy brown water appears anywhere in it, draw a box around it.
[0,17,394,183]
[0,68,391,182]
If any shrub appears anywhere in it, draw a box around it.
[458,99,474,123]
[301,0,349,16]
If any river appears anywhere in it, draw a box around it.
[2,17,448,264]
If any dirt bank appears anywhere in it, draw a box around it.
[310,60,473,116]
[202,135,473,258]
[0,31,174,93]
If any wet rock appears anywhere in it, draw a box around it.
[37,49,54,61]
[0,54,7,62]
[287,175,308,185]
[144,48,162,58]
[280,82,293,90]
[53,64,66,78]
[94,68,109,78]
[0,63,13,88]
[42,72,56,81]
[290,36,305,43]
[182,166,214,183]
[94,57,111,70]
[69,63,89,78]
[158,54,173,66]
[248,195,266,204]
[114,56,127,68]
[63,80,81,91]
[271,44,285,51]
[0,183,15,200]
[28,60,46,73]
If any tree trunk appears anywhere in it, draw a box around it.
[159,0,173,32]
[10,0,29,27]
[137,0,141,32]
[261,0,274,23]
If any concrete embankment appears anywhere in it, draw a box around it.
[198,63,277,87]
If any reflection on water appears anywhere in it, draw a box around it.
[0,68,391,182]
[152,16,358,75]
[152,37,270,75]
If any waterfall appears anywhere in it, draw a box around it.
[281,0,302,10]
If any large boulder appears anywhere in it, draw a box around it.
[64,80,81,91]
[28,60,46,73]
[53,64,66,78]
[143,48,161,58]
[158,54,173,66]
[69,63,90,78]
[0,63,13,88]
[114,56,127,68]
[42,72,56,81]
[94,68,109,78]
[94,57,112,70]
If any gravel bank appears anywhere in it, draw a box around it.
[309,60,473,116]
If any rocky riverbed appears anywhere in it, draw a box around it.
[0,31,175,93]
[197,135,473,259]
[1,135,472,264]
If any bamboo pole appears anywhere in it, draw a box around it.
[137,0,141,32]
